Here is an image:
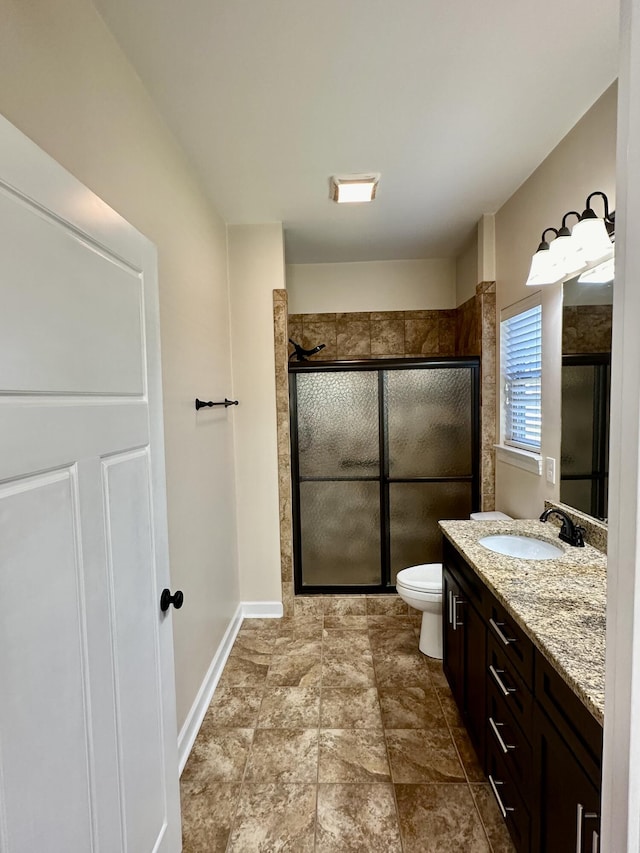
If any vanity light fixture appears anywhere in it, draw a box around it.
[330,173,380,203]
[525,228,560,287]
[525,191,615,287]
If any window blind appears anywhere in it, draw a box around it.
[501,304,542,452]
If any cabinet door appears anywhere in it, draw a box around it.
[443,567,463,706]
[463,595,487,766]
[533,707,600,853]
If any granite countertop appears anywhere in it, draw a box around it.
[438,519,607,724]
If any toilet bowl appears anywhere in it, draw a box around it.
[396,510,513,659]
[396,563,443,657]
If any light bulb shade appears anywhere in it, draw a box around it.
[577,256,615,284]
[526,247,562,286]
[572,217,613,263]
[549,233,587,281]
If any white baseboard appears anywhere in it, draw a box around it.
[241,600,284,618]
[177,603,243,775]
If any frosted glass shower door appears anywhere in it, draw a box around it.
[294,370,382,586]
[386,368,475,582]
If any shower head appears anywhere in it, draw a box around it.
[289,339,326,362]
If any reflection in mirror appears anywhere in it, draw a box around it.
[560,267,613,521]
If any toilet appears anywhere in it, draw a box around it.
[396,511,512,658]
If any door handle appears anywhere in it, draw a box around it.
[160,588,184,612]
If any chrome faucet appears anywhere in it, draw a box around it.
[539,508,585,547]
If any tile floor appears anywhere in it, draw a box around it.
[180,601,516,852]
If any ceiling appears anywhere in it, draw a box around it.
[92,0,619,264]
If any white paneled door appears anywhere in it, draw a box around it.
[0,116,181,853]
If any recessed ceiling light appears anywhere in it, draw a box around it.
[330,174,380,204]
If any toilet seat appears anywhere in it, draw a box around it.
[396,563,442,594]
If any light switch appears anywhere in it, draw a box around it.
[545,456,556,485]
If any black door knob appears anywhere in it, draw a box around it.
[160,588,184,612]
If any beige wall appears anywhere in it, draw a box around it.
[455,232,479,306]
[286,258,456,314]
[0,0,240,730]
[228,224,285,602]
[495,83,617,518]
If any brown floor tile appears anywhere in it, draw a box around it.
[229,633,276,657]
[426,657,449,688]
[218,656,270,687]
[437,686,464,726]
[323,596,367,616]
[238,618,282,635]
[293,597,324,617]
[373,652,432,687]
[257,686,320,728]
[320,687,382,728]
[276,617,324,639]
[266,654,322,686]
[366,596,409,615]
[273,636,322,657]
[379,686,447,729]
[182,727,254,783]
[318,729,390,783]
[316,783,403,852]
[181,779,240,853]
[245,729,318,782]
[322,651,376,687]
[451,726,486,782]
[203,687,263,727]
[322,628,371,653]
[226,783,316,852]
[323,614,369,630]
[471,784,517,852]
[368,627,418,654]
[395,783,491,852]
[366,614,413,629]
[386,729,466,783]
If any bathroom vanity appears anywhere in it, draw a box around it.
[439,519,606,853]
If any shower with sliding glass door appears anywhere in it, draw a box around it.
[289,357,480,593]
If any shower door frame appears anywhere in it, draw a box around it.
[289,357,481,595]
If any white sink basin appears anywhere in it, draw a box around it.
[478,534,563,560]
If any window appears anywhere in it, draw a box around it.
[501,302,542,452]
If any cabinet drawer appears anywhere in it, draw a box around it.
[486,737,531,853]
[487,633,533,738]
[443,538,486,610]
[487,677,533,802]
[487,597,534,688]
[534,652,603,785]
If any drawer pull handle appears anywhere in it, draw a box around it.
[490,617,516,646]
[489,665,516,697]
[452,595,464,630]
[489,716,515,753]
[488,774,514,819]
[576,803,599,853]
[592,830,599,853]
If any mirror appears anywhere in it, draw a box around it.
[560,266,613,521]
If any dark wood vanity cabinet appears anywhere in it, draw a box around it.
[442,537,603,853]
[442,544,487,767]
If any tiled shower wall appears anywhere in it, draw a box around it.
[287,310,457,360]
[274,285,497,616]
